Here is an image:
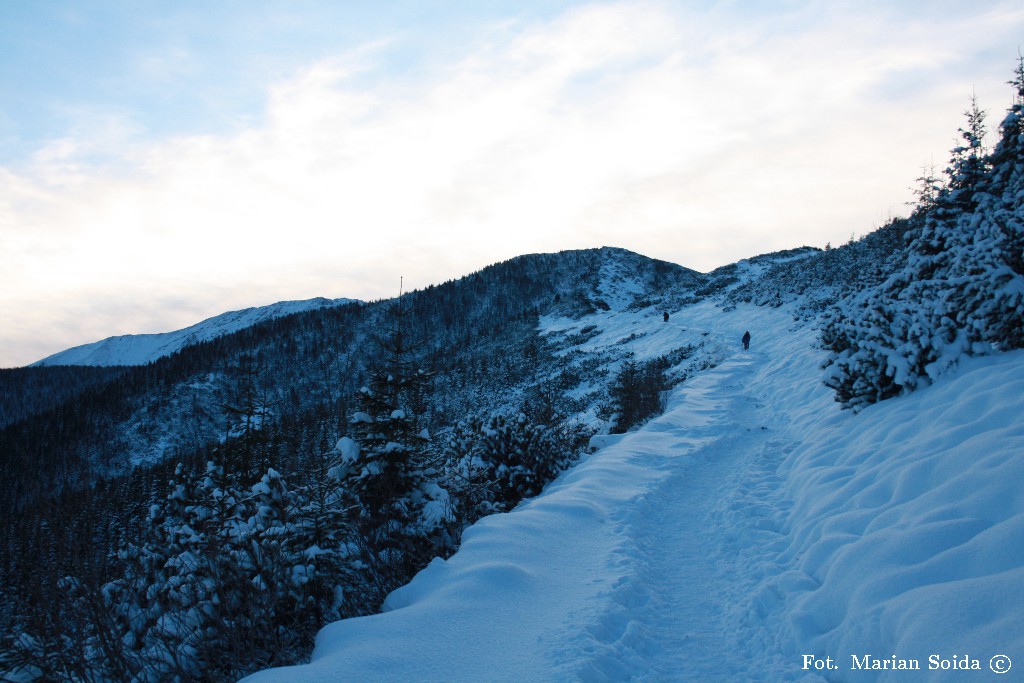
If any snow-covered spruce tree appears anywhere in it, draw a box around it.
[443,413,567,527]
[942,92,990,213]
[339,293,444,604]
[286,445,361,623]
[822,62,1024,409]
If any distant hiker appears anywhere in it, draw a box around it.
[663,311,670,322]
[742,330,751,350]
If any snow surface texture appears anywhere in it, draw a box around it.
[32,297,356,366]
[246,300,1023,682]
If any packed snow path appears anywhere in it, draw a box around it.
[587,351,793,681]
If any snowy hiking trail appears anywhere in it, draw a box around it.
[586,350,793,681]
[247,299,1024,683]
[246,306,806,682]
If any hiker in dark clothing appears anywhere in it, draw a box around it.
[742,330,751,350]
[663,311,670,322]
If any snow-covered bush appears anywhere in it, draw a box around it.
[822,61,1024,409]
[606,358,668,433]
[444,413,569,526]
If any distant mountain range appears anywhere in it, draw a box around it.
[31,297,359,367]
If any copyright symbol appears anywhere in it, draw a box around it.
[990,654,1011,674]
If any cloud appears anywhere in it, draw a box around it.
[2,0,1024,366]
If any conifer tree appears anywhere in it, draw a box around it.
[289,446,358,623]
[941,93,989,213]
[340,287,439,601]
[909,162,944,214]
[220,353,277,476]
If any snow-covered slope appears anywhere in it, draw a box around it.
[32,297,357,367]
[245,295,1024,681]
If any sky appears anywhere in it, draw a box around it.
[2,1,1023,368]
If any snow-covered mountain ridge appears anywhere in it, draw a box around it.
[32,296,358,367]
[3,234,1021,682]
